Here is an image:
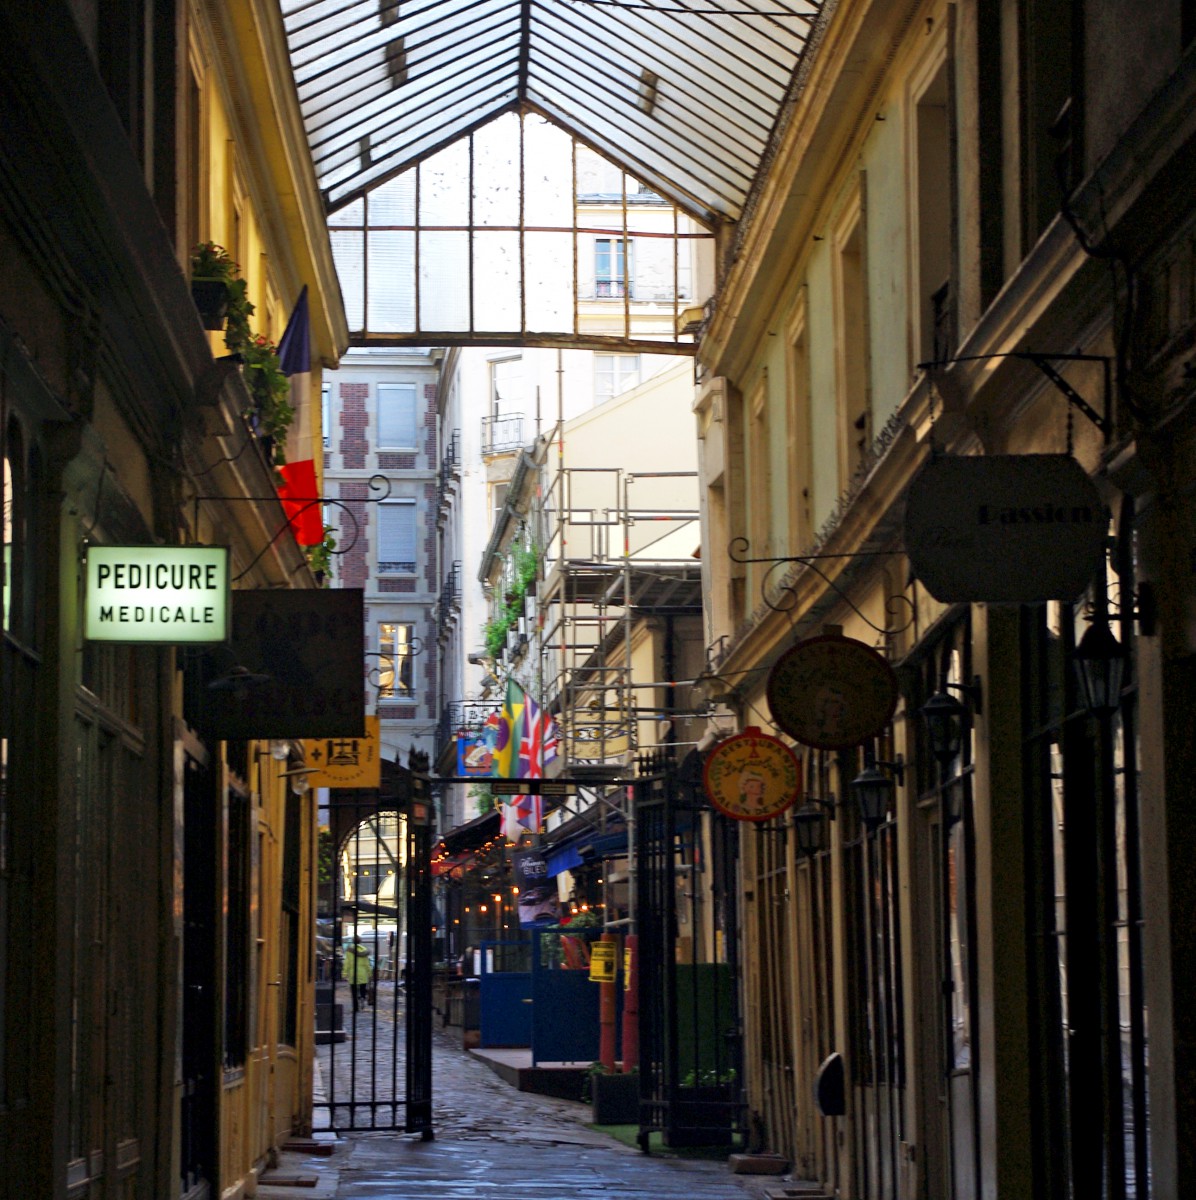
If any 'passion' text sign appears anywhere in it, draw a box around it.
[904,455,1107,603]
[85,546,230,643]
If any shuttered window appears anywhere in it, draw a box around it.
[377,383,417,448]
[377,501,417,573]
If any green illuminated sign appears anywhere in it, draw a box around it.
[85,546,230,644]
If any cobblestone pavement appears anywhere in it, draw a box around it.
[282,981,777,1200]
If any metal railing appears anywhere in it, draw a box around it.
[481,413,524,455]
[437,429,460,510]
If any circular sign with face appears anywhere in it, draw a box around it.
[766,634,899,751]
[702,727,802,822]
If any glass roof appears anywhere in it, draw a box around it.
[281,0,826,223]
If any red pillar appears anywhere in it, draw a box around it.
[621,934,638,1073]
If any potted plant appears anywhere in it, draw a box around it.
[242,334,294,466]
[190,242,249,332]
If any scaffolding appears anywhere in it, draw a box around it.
[533,461,703,771]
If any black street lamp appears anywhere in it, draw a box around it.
[850,745,904,832]
[921,688,968,765]
[792,801,829,856]
[1073,618,1126,717]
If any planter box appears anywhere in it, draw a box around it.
[591,1072,640,1124]
[190,278,229,330]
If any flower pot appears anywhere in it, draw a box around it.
[191,278,230,330]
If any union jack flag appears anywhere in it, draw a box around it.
[542,712,559,766]
[519,695,545,779]
[500,794,543,840]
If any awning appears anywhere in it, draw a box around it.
[432,808,502,874]
[546,828,629,877]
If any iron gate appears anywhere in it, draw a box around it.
[314,757,433,1137]
[635,747,744,1149]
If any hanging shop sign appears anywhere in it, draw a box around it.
[197,588,365,739]
[85,545,229,644]
[589,940,617,984]
[767,634,899,750]
[513,847,560,928]
[904,454,1108,602]
[303,716,382,789]
[702,727,802,822]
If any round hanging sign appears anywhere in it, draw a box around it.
[766,634,899,751]
[702,727,802,822]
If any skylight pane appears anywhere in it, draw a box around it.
[419,140,470,226]
[524,232,574,333]
[369,169,416,227]
[472,112,521,228]
[419,232,470,332]
[471,231,521,332]
[523,117,574,228]
[330,229,365,331]
[367,230,415,332]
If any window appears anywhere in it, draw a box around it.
[914,62,953,363]
[747,373,771,562]
[832,193,871,482]
[787,301,813,551]
[378,622,415,699]
[377,501,417,574]
[377,382,418,449]
[490,357,523,416]
[595,238,631,298]
[593,354,641,405]
[491,482,508,523]
[322,380,332,449]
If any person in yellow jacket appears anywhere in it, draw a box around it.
[344,939,373,1011]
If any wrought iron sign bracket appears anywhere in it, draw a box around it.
[728,538,913,638]
[917,351,1112,438]
[191,473,393,581]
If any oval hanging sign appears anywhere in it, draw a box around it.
[703,727,802,822]
[904,453,1108,602]
[767,634,898,750]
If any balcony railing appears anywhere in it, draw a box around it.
[481,413,524,455]
[437,561,461,627]
[437,429,460,511]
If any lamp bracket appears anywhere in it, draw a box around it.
[874,754,906,786]
[728,538,913,638]
[917,351,1111,438]
[943,675,983,716]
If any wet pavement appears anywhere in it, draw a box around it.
[267,980,780,1199]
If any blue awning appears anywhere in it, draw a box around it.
[546,829,629,877]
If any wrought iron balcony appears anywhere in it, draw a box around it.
[437,429,460,512]
[437,561,462,627]
[481,413,524,456]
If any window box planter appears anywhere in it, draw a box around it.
[191,278,230,330]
